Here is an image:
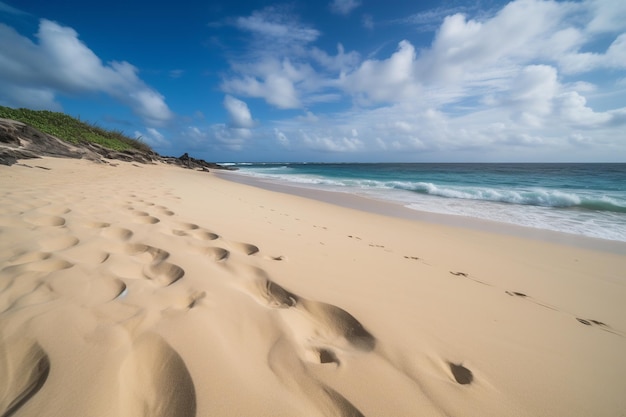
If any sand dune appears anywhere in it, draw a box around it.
[1,158,625,416]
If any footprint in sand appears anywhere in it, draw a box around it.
[104,243,184,287]
[119,333,196,417]
[154,205,175,216]
[450,271,490,286]
[191,229,219,241]
[174,222,200,230]
[249,274,376,353]
[7,251,51,264]
[198,246,230,262]
[133,215,160,224]
[101,227,133,242]
[505,290,557,310]
[268,337,366,417]
[168,222,201,236]
[82,221,111,229]
[0,339,50,417]
[23,214,66,227]
[38,235,79,252]
[232,242,260,256]
[185,291,207,309]
[505,291,527,298]
[2,257,74,275]
[504,292,623,336]
[575,318,624,336]
[37,206,71,216]
[125,244,185,286]
[448,362,474,385]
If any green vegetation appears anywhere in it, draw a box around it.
[0,105,152,153]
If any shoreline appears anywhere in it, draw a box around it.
[215,169,626,254]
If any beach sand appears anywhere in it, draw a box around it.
[1,157,625,417]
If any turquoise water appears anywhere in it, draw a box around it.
[229,163,626,242]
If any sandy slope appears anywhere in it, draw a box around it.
[1,157,625,417]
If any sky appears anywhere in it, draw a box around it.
[0,0,625,162]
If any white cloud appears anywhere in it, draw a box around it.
[181,124,252,152]
[586,0,626,33]
[500,65,559,126]
[274,128,289,146]
[341,40,419,104]
[212,125,252,151]
[216,0,626,161]
[235,6,320,49]
[169,69,185,78]
[0,19,172,125]
[0,1,27,15]
[415,1,575,84]
[559,33,626,74]
[398,5,470,32]
[129,89,172,125]
[0,84,59,110]
[362,15,374,30]
[221,8,353,109]
[555,91,612,126]
[297,111,319,122]
[329,0,361,16]
[135,127,169,148]
[222,68,301,109]
[300,130,363,152]
[310,43,360,72]
[223,95,255,128]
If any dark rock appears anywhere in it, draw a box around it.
[0,130,20,145]
[159,154,236,171]
[0,148,40,166]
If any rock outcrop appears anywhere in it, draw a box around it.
[0,118,234,171]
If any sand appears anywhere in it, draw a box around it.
[1,157,625,417]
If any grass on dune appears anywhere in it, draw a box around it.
[0,105,152,153]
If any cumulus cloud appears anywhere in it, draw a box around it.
[215,0,626,160]
[223,95,255,128]
[0,19,172,125]
[222,68,302,109]
[497,65,559,126]
[586,0,626,33]
[555,91,612,126]
[329,0,361,16]
[341,40,419,104]
[220,7,357,109]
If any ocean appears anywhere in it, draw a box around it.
[226,163,626,243]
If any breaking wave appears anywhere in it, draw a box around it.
[396,182,626,213]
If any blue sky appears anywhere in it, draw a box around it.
[1,0,625,162]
